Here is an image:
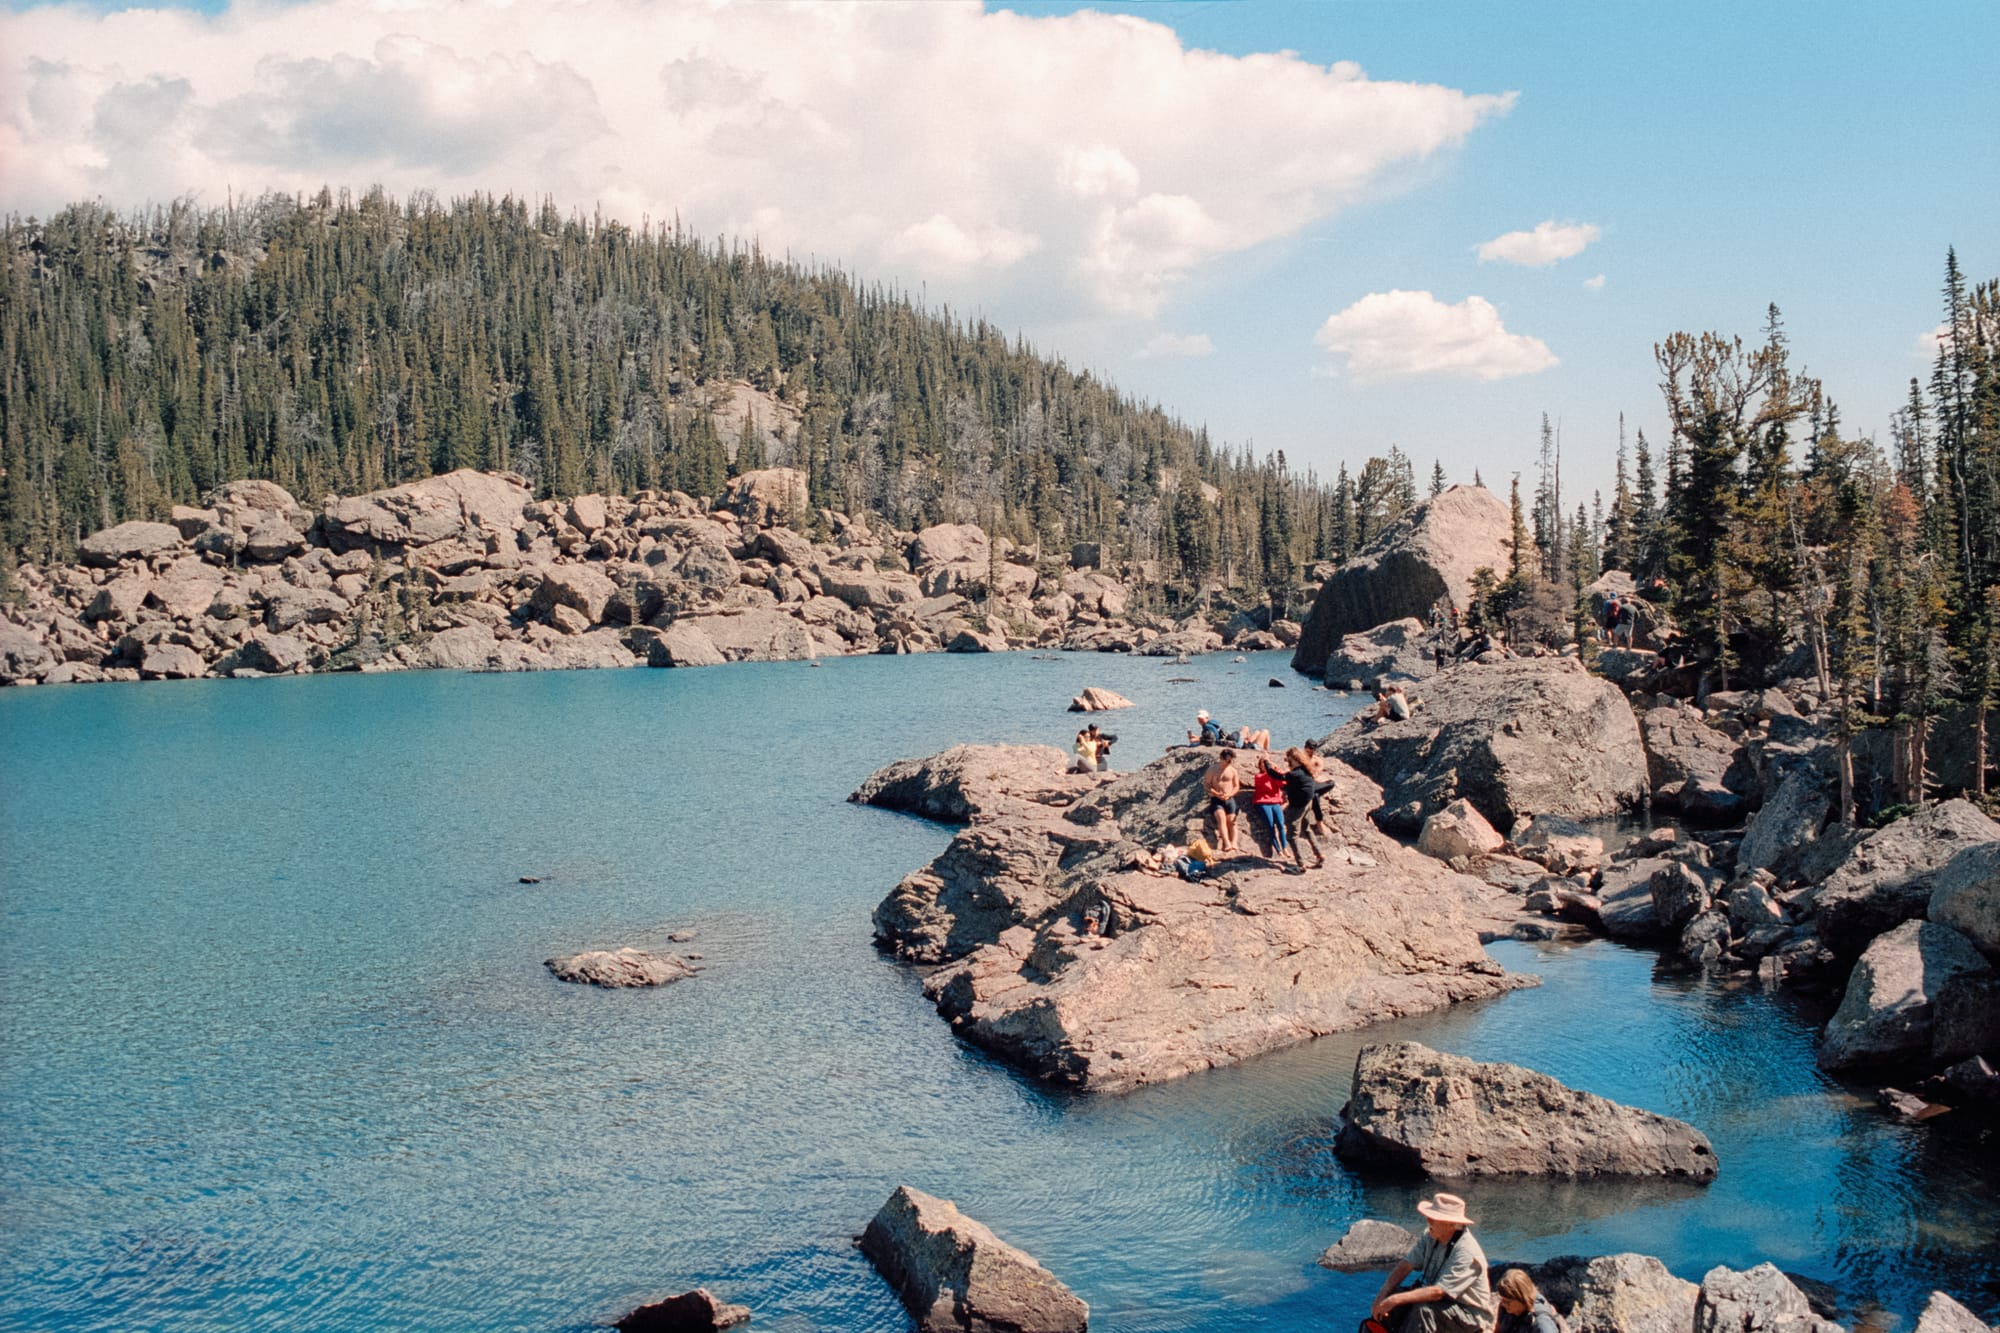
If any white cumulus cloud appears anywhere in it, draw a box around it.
[1583,273,1606,291]
[1314,290,1557,383]
[0,0,1515,320]
[1477,219,1602,267]
[1136,332,1214,359]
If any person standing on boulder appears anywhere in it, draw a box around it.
[1280,748,1327,871]
[1369,1192,1495,1333]
[1202,748,1244,854]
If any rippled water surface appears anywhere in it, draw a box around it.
[2,651,1995,1332]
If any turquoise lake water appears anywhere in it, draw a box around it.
[1,649,1995,1332]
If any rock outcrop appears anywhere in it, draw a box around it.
[615,1288,752,1331]
[4,468,1292,687]
[860,1186,1088,1333]
[1561,1253,1701,1333]
[1817,920,1993,1071]
[1417,799,1505,861]
[1692,1264,1842,1333]
[1913,1291,1995,1333]
[1930,840,2000,958]
[1323,657,1647,835]
[545,947,699,988]
[866,746,1534,1092]
[1320,617,1435,690]
[1293,485,1512,677]
[1334,1041,1719,1180]
[1810,800,2000,959]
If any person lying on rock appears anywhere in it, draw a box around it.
[1202,747,1244,854]
[1281,748,1328,870]
[1237,724,1273,750]
[1493,1269,1560,1333]
[1370,1192,1495,1333]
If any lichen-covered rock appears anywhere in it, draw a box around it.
[1293,485,1511,676]
[1638,706,1751,807]
[1738,769,1833,883]
[1324,657,1646,834]
[545,947,697,988]
[1692,1263,1842,1333]
[1817,920,1992,1072]
[1335,1041,1718,1180]
[1812,801,2000,959]
[860,1186,1088,1333]
[1564,1253,1701,1333]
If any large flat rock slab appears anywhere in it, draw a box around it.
[1334,1041,1718,1180]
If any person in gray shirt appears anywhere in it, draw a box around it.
[1370,1192,1495,1332]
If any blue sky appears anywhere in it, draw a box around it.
[2,0,1993,504]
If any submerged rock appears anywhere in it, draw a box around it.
[860,1186,1088,1333]
[545,947,698,988]
[1334,1041,1718,1180]
[614,1288,751,1331]
[1324,657,1646,834]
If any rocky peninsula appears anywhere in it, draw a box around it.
[856,743,1537,1092]
[0,467,1297,686]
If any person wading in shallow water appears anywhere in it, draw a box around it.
[1370,1192,1495,1333]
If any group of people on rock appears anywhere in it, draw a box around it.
[1371,1193,1559,1333]
[1189,713,1332,873]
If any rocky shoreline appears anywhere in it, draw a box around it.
[0,466,1298,687]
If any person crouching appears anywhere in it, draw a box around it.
[1370,1192,1494,1332]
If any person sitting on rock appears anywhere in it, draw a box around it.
[1202,748,1244,854]
[1280,748,1327,870]
[1189,709,1228,745]
[1493,1269,1560,1333]
[1373,683,1412,724]
[1250,757,1289,860]
[1071,727,1099,773]
[1086,723,1115,773]
[1370,1192,1495,1333]
[1172,833,1217,881]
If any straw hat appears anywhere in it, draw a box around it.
[1416,1192,1475,1226]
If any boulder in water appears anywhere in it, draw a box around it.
[1334,1041,1718,1180]
[1067,687,1132,712]
[1317,1219,1418,1272]
[1913,1291,1995,1333]
[859,1186,1088,1333]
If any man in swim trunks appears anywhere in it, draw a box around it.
[1202,747,1243,854]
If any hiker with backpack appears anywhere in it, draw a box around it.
[1369,1192,1495,1332]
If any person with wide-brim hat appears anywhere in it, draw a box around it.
[1369,1192,1495,1332]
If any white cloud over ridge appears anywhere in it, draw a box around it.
[1136,332,1214,359]
[1477,219,1601,267]
[1315,289,1557,383]
[0,0,1514,319]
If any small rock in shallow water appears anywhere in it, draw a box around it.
[1317,1218,1416,1271]
[518,876,542,884]
[668,930,696,942]
[546,947,697,988]
[615,1287,750,1331]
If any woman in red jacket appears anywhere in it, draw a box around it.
[1251,757,1289,861]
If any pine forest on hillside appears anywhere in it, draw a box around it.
[0,189,1358,610]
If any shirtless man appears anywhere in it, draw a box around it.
[1202,747,1244,854]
